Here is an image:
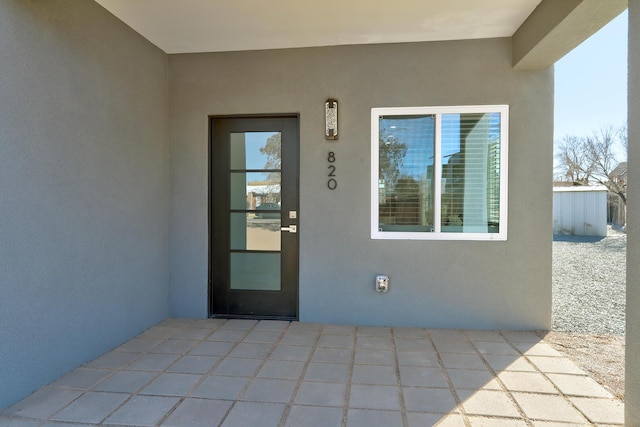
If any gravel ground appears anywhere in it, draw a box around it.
[544,226,626,399]
[541,331,625,400]
[552,227,626,334]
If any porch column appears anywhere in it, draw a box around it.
[627,0,640,424]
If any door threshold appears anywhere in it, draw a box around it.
[209,313,298,321]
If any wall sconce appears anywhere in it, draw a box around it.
[325,98,338,140]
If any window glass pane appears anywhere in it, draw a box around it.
[230,172,281,210]
[441,112,501,233]
[378,115,435,232]
[230,132,281,170]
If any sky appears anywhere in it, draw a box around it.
[554,10,628,144]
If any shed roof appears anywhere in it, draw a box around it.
[553,185,608,193]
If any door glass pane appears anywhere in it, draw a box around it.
[230,253,281,291]
[230,172,281,210]
[231,213,281,251]
[231,132,281,170]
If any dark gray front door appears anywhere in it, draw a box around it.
[210,116,299,319]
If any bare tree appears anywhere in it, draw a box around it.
[555,135,593,185]
[555,124,627,206]
[584,125,627,206]
[619,123,628,154]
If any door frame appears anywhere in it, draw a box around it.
[208,114,300,320]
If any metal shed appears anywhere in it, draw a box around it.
[553,186,608,237]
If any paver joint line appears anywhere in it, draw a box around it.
[0,319,624,427]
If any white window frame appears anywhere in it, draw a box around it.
[371,105,509,241]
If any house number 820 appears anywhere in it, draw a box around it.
[327,151,337,190]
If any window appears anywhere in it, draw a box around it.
[371,105,508,241]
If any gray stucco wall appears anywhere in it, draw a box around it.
[627,1,639,424]
[169,39,554,329]
[0,0,170,408]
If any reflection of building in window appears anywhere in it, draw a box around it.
[440,113,502,233]
[246,182,281,211]
[487,141,501,227]
[442,151,462,227]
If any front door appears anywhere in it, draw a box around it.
[210,116,299,319]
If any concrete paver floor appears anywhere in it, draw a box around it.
[0,318,625,426]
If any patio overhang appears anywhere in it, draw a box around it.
[513,0,627,69]
[94,0,626,70]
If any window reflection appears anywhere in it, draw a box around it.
[375,108,504,238]
[378,115,435,232]
[230,131,282,257]
[231,213,281,251]
[441,113,501,233]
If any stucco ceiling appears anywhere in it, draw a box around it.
[94,0,543,54]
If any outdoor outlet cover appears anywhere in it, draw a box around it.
[376,275,389,293]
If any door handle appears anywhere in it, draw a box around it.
[281,225,297,233]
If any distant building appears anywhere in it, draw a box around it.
[553,186,608,237]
